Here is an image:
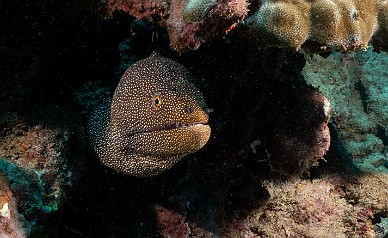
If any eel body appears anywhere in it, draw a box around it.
[87,53,211,177]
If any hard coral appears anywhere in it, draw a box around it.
[312,0,378,50]
[103,0,388,52]
[256,0,311,50]
[249,0,380,52]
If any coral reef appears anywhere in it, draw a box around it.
[1,0,388,236]
[167,0,203,52]
[167,0,249,52]
[302,49,388,173]
[155,204,190,238]
[247,173,388,237]
[249,0,380,52]
[102,0,388,53]
[0,110,84,236]
[105,0,249,52]
[183,0,217,23]
[253,0,311,50]
[0,174,28,238]
[105,0,168,21]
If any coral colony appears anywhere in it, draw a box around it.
[106,0,388,52]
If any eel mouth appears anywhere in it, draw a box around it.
[126,122,208,137]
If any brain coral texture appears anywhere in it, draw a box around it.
[253,0,380,52]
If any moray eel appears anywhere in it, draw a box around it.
[87,53,211,177]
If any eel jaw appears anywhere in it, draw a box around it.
[124,122,211,156]
[126,121,209,136]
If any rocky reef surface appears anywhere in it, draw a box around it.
[104,0,388,53]
[0,0,387,237]
[0,110,84,237]
[303,49,388,174]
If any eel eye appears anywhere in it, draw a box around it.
[153,94,162,109]
[184,105,193,113]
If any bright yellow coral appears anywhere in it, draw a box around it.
[253,0,381,51]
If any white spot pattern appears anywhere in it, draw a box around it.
[87,53,211,177]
